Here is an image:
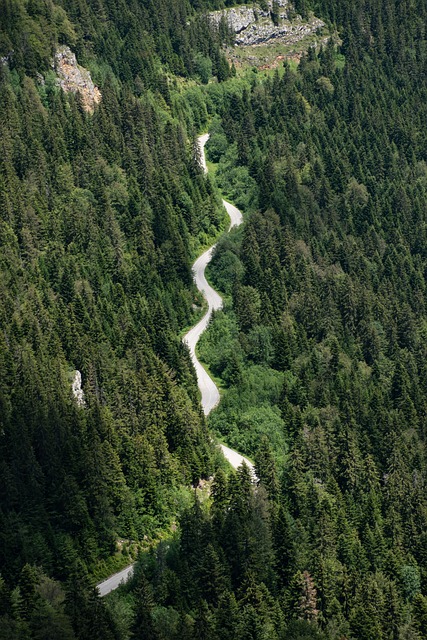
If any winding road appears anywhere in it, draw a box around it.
[184,134,255,476]
[97,134,254,597]
[182,134,242,414]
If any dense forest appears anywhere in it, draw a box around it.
[0,0,233,636]
[121,0,427,638]
[2,0,427,638]
[196,0,427,637]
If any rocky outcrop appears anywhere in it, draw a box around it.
[0,51,13,66]
[235,16,324,46]
[210,0,289,33]
[71,370,85,407]
[209,0,324,47]
[54,46,101,113]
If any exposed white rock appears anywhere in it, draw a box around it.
[209,1,324,48]
[210,5,257,33]
[236,17,324,46]
[210,0,289,30]
[54,46,101,113]
[0,52,13,66]
[71,370,85,407]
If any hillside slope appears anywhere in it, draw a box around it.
[0,0,233,636]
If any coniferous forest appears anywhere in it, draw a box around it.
[2,0,427,638]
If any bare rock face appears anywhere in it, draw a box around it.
[71,370,85,407]
[209,0,324,47]
[0,51,13,66]
[213,5,258,34]
[210,0,288,32]
[235,17,324,46]
[54,46,101,113]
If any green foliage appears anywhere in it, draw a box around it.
[194,53,213,85]
[285,620,327,639]
[0,0,233,85]
[206,131,229,163]
[401,566,421,601]
[207,233,244,295]
[0,0,230,624]
[180,1,427,637]
[0,566,104,640]
[4,0,427,637]
[214,143,258,211]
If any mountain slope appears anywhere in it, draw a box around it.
[0,0,233,636]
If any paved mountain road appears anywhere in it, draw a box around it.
[97,134,251,597]
[182,134,242,414]
[97,564,134,597]
[185,135,254,476]
[182,243,223,414]
[198,134,242,230]
[219,444,256,479]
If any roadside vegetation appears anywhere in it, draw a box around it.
[2,0,427,638]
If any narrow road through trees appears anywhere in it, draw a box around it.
[182,134,242,414]
[184,135,255,478]
[97,565,135,597]
[97,134,252,597]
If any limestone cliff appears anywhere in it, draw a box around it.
[54,46,101,113]
[209,0,324,48]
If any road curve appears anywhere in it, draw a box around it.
[198,134,243,231]
[219,443,256,478]
[98,134,247,598]
[183,134,242,415]
[183,244,223,414]
[184,136,256,479]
